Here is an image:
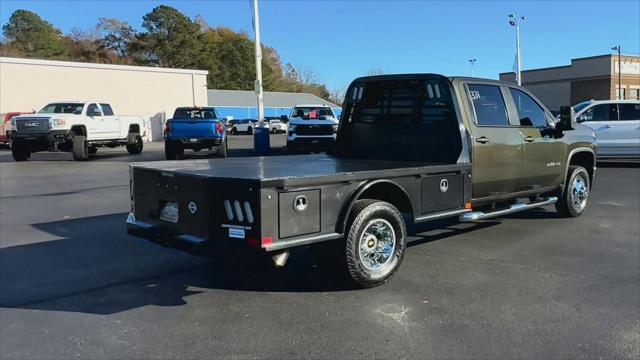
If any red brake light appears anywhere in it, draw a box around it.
[164,120,171,136]
[215,121,222,134]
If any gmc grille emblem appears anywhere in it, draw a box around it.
[23,122,40,127]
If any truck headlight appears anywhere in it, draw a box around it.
[50,117,66,127]
[332,124,338,132]
[9,118,16,130]
[288,124,297,132]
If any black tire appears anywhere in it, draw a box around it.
[555,165,590,217]
[11,141,30,162]
[247,127,253,135]
[344,200,407,288]
[164,140,184,160]
[271,128,277,134]
[72,135,89,161]
[88,146,98,155]
[231,127,237,135]
[217,137,228,158]
[126,134,143,155]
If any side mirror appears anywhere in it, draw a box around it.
[89,111,103,117]
[558,106,575,131]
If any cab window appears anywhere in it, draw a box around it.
[618,103,640,121]
[100,104,115,116]
[467,84,510,126]
[509,88,548,128]
[86,104,101,116]
[580,104,618,122]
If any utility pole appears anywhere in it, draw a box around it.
[251,0,269,152]
[468,59,477,77]
[508,14,526,86]
[612,45,622,99]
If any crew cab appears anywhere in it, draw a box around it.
[127,74,596,288]
[9,102,145,161]
[164,107,227,159]
[286,104,339,151]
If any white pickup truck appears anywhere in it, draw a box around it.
[286,104,339,151]
[9,101,145,161]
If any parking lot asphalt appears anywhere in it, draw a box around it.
[0,134,638,359]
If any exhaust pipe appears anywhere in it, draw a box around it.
[271,250,290,268]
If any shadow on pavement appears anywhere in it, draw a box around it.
[0,212,496,315]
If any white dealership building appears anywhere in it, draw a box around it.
[0,57,209,140]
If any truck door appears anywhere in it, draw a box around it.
[613,103,640,157]
[576,104,617,157]
[100,103,120,139]
[86,103,106,139]
[506,87,564,190]
[466,83,524,199]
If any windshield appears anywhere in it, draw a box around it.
[572,101,591,113]
[173,107,217,119]
[291,107,335,119]
[38,103,84,114]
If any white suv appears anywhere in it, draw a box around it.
[286,104,339,151]
[573,99,640,159]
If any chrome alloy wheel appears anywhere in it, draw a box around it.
[358,218,396,272]
[570,172,589,212]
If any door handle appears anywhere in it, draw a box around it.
[596,125,611,131]
[475,136,490,144]
[524,136,535,143]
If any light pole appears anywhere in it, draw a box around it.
[468,59,477,77]
[251,0,269,152]
[612,45,622,99]
[508,14,525,86]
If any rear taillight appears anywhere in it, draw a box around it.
[215,122,222,134]
[164,120,171,136]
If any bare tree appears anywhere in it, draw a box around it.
[96,17,135,58]
[298,67,319,85]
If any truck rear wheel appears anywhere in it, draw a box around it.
[556,165,590,217]
[72,135,89,161]
[344,200,406,288]
[217,138,228,158]
[165,140,184,160]
[11,141,30,162]
[126,134,143,155]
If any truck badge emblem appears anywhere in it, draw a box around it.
[24,122,39,127]
[188,201,197,214]
[294,195,308,212]
[440,179,449,193]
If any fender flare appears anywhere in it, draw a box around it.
[562,147,596,192]
[336,179,413,234]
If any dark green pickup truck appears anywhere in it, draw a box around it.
[127,74,596,288]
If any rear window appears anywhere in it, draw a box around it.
[38,103,84,114]
[173,108,217,119]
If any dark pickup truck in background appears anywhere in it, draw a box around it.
[127,74,596,288]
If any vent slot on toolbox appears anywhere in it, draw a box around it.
[278,189,320,238]
[421,173,463,213]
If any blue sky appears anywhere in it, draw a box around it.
[1,0,639,91]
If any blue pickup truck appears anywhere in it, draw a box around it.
[164,107,228,159]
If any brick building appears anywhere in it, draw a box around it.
[499,54,640,111]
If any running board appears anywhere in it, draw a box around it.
[460,196,558,222]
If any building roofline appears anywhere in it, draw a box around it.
[0,56,209,75]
